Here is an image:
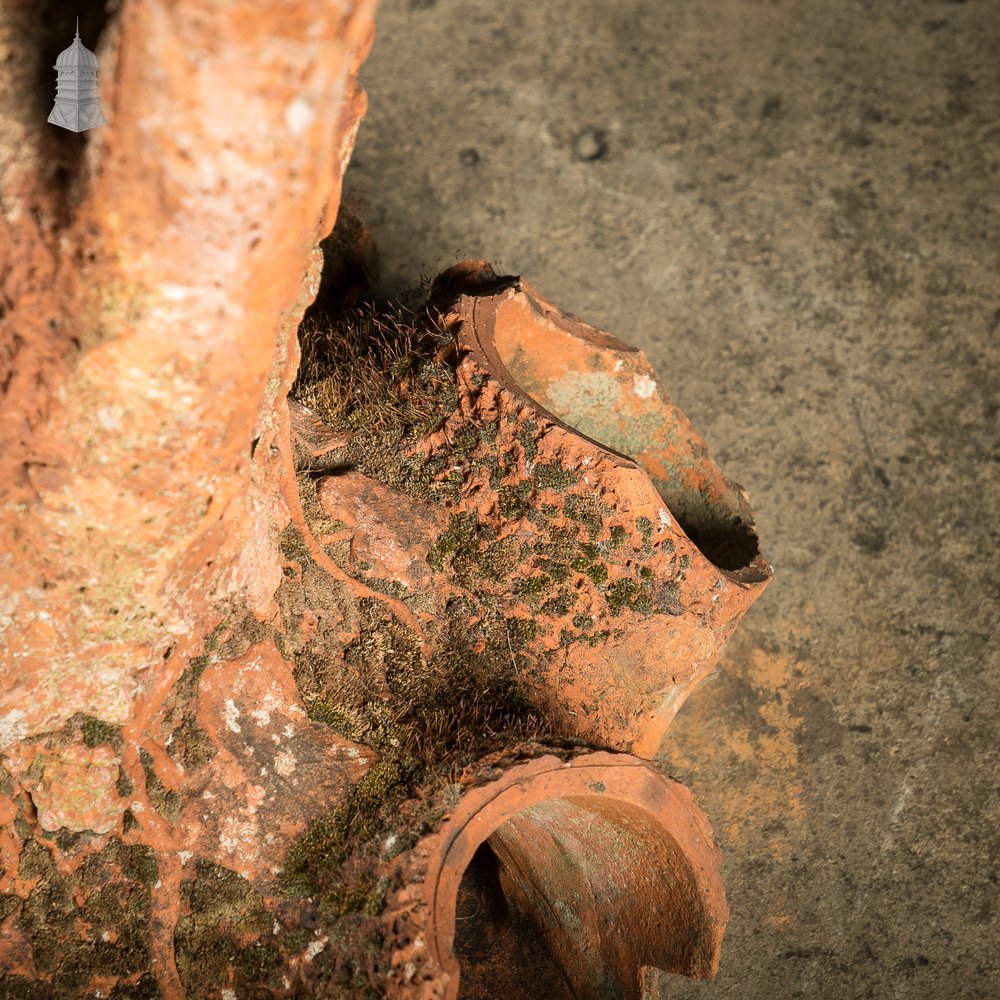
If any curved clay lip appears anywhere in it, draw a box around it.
[434,262,770,587]
[420,750,728,999]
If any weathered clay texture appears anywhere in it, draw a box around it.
[0,2,765,993]
[307,262,771,759]
[378,746,728,1000]
[0,1,377,994]
[268,258,769,997]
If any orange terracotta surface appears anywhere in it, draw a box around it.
[378,746,727,1000]
[316,472,449,594]
[0,0,376,753]
[0,2,377,994]
[8,742,123,836]
[176,641,375,886]
[305,262,771,759]
[0,1,765,987]
[259,260,769,997]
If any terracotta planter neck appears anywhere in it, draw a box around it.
[380,747,727,1000]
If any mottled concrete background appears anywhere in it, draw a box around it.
[343,1,999,996]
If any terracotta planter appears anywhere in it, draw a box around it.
[0,232,765,993]
[0,0,770,990]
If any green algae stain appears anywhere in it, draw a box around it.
[544,371,665,458]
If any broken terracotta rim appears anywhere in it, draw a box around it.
[419,750,728,999]
[432,261,771,586]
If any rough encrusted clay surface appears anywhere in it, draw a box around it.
[344,2,1000,996]
[378,747,728,1000]
[311,266,770,757]
[0,2,377,994]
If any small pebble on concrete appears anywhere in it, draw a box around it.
[572,127,608,162]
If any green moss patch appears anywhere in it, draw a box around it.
[563,493,604,540]
[532,461,579,491]
[291,296,466,503]
[276,277,692,993]
[427,512,521,584]
[174,860,275,994]
[79,716,123,752]
[15,838,156,993]
[107,975,162,1000]
[137,749,182,823]
[0,976,58,1000]
[514,420,539,461]
[498,479,533,519]
[167,713,217,770]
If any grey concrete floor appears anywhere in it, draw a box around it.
[343,1,1000,997]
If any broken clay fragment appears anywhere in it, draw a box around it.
[436,263,772,756]
[259,258,769,996]
[377,745,727,1000]
[309,262,771,759]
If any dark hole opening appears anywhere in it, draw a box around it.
[454,840,575,1000]
[656,486,762,573]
